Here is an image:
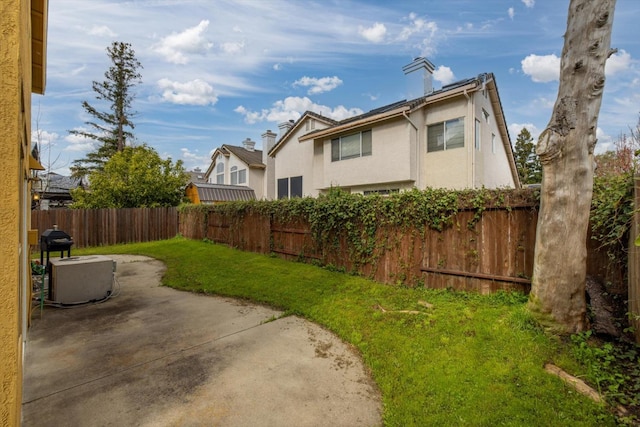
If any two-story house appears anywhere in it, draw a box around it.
[265,57,520,199]
[188,137,265,204]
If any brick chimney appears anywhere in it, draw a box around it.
[402,57,435,100]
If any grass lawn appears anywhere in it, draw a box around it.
[78,237,616,426]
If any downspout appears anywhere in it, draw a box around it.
[403,110,419,188]
[463,89,475,188]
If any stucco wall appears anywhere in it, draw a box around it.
[274,126,316,197]
[319,119,414,189]
[422,98,471,189]
[473,91,515,188]
[0,1,30,425]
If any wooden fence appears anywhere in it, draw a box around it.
[31,207,179,248]
[179,204,621,295]
[629,176,640,341]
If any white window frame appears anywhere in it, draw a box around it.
[427,117,465,152]
[475,119,481,151]
[216,161,224,184]
[331,130,372,162]
[230,166,238,185]
[491,133,496,154]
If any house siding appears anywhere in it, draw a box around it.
[273,116,331,198]
[320,119,414,190]
[1,1,45,425]
[472,91,515,188]
[422,98,472,189]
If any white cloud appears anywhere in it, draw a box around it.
[235,96,363,124]
[70,65,87,76]
[595,127,615,153]
[88,25,117,38]
[157,78,218,106]
[358,22,387,43]
[32,129,60,147]
[522,0,535,8]
[398,13,436,41]
[397,13,439,56]
[273,63,282,71]
[64,129,97,152]
[521,54,560,83]
[433,66,455,85]
[154,20,213,64]
[605,50,632,76]
[180,148,211,168]
[293,76,343,95]
[219,41,245,55]
[508,8,515,20]
[509,123,542,141]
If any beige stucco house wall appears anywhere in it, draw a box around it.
[269,113,335,198]
[0,0,47,425]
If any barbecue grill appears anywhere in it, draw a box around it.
[40,226,73,266]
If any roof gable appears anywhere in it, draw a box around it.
[268,111,338,156]
[223,144,264,168]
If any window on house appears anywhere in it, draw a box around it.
[290,176,302,198]
[216,162,224,184]
[491,133,496,154]
[427,117,464,152]
[277,176,303,199]
[277,178,288,200]
[230,167,246,185]
[483,109,490,124]
[475,119,481,151]
[363,189,399,196]
[331,130,372,161]
[305,119,315,131]
[230,166,238,185]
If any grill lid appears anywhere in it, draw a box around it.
[40,228,73,248]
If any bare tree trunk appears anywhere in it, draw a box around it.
[529,0,617,333]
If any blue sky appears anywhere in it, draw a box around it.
[33,0,640,175]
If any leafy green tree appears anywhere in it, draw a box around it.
[70,41,142,179]
[71,145,188,208]
[513,128,542,185]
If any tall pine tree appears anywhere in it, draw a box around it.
[70,41,142,179]
[513,127,542,185]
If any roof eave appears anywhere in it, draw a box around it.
[31,0,48,95]
[298,107,410,142]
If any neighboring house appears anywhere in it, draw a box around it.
[204,138,266,200]
[32,172,84,209]
[187,167,207,184]
[267,57,520,198]
[1,0,48,425]
[185,182,256,204]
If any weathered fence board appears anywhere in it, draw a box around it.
[31,207,179,248]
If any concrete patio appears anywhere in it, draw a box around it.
[22,255,381,426]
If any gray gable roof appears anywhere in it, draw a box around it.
[222,145,264,168]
